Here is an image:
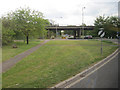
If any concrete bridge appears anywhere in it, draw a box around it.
[46,26,94,39]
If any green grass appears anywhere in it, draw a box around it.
[0,48,1,62]
[2,39,44,62]
[2,40,118,88]
[102,40,113,44]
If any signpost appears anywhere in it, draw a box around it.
[98,28,105,55]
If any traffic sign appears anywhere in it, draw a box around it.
[98,28,105,55]
[100,32,105,38]
[116,34,118,37]
[98,30,105,38]
[98,30,103,35]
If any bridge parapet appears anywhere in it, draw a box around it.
[46,26,94,30]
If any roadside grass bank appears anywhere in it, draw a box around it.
[2,40,118,88]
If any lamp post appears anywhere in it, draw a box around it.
[98,28,105,55]
[55,17,62,38]
[82,7,85,36]
[98,21,105,55]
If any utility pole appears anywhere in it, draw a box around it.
[55,17,62,38]
[56,24,58,38]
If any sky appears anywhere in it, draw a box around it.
[0,0,119,26]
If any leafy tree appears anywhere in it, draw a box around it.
[108,16,120,32]
[2,27,15,45]
[34,18,49,39]
[93,15,120,38]
[93,15,109,37]
[12,7,49,44]
[2,15,15,45]
[12,8,35,44]
[1,7,50,45]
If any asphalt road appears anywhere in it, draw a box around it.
[69,51,119,88]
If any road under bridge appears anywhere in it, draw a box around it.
[46,26,94,39]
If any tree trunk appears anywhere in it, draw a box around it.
[26,35,29,44]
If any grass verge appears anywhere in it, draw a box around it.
[2,40,118,88]
[2,39,44,62]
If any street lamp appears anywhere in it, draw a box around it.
[82,7,85,36]
[55,17,63,38]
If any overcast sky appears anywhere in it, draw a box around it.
[0,0,119,26]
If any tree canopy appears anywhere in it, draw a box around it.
[93,15,120,38]
[2,7,50,45]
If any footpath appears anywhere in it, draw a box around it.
[1,40,49,73]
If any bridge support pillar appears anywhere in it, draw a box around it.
[74,30,76,39]
[47,30,51,39]
[78,30,80,38]
[79,30,81,38]
[60,30,61,36]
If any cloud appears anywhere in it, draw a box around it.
[0,0,119,25]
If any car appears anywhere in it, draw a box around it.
[51,36,55,39]
[84,35,92,39]
[68,35,74,39]
[62,35,66,39]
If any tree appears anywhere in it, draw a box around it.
[93,15,109,37]
[2,14,15,45]
[12,7,49,44]
[1,7,50,45]
[108,16,120,32]
[93,15,120,38]
[34,18,49,39]
[12,8,34,44]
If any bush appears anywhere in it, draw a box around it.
[2,27,15,45]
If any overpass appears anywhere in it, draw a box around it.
[46,26,94,39]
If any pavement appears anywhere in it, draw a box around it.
[1,40,49,73]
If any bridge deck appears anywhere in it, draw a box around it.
[46,26,94,31]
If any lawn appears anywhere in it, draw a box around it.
[0,47,1,62]
[2,39,44,62]
[2,40,118,88]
